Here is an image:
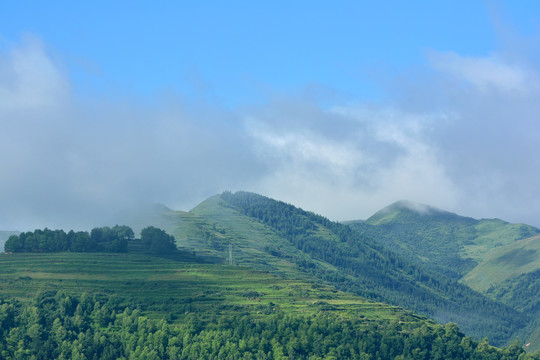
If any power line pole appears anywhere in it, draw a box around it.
[228,243,233,265]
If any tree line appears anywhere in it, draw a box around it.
[0,290,538,360]
[4,225,176,255]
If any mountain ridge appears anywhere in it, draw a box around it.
[18,191,539,348]
[131,191,526,345]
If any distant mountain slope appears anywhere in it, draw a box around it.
[215,192,525,346]
[347,200,539,278]
[347,200,540,349]
[463,235,540,292]
[114,197,320,277]
[110,203,184,235]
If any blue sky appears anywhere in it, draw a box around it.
[2,1,540,230]
[1,1,518,103]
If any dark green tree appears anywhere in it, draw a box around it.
[140,226,177,255]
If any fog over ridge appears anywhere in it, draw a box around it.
[2,34,540,230]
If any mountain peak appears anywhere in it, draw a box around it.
[392,200,442,214]
[366,200,449,225]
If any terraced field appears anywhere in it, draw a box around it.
[0,252,422,326]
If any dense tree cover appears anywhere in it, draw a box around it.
[4,226,134,253]
[348,219,476,280]
[486,270,540,328]
[221,191,525,346]
[4,225,179,256]
[140,226,177,255]
[487,269,540,313]
[486,270,540,348]
[0,290,537,360]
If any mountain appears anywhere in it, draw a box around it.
[461,235,540,353]
[347,200,540,279]
[347,200,540,350]
[6,191,540,356]
[114,192,525,346]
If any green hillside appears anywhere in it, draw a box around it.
[346,200,540,350]
[162,192,526,345]
[0,252,407,324]
[110,193,540,346]
[463,235,540,292]
[1,252,500,360]
[347,201,539,278]
[1,250,538,358]
[482,268,540,352]
[5,193,540,357]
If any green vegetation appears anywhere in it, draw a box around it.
[108,193,540,348]
[345,200,540,350]
[4,226,135,253]
[463,236,540,292]
[141,226,177,255]
[4,225,183,257]
[0,254,537,359]
[6,192,540,355]
[111,192,540,347]
[475,246,540,353]
[0,252,404,323]
[348,201,539,279]
[0,290,535,360]
[466,220,538,261]
[0,230,18,253]
[218,192,524,346]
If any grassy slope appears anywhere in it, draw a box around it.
[117,196,345,281]
[463,235,540,292]
[111,194,536,346]
[0,252,424,328]
[462,234,540,351]
[466,220,540,263]
[188,195,347,278]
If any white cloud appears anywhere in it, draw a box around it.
[3,33,540,231]
[0,38,264,230]
[0,36,69,112]
[246,105,460,220]
[247,120,365,173]
[429,51,530,93]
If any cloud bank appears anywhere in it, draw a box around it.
[2,35,540,230]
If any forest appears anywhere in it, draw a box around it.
[0,290,537,360]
